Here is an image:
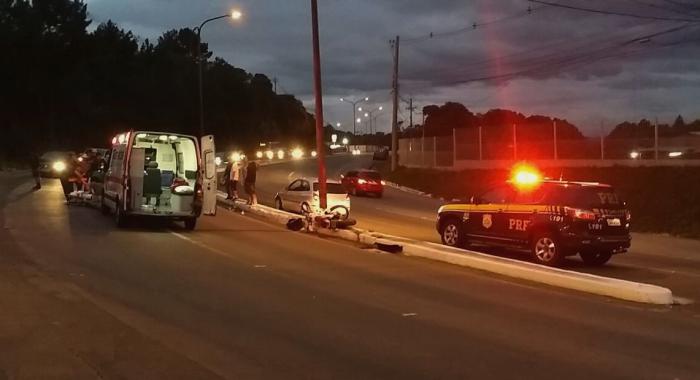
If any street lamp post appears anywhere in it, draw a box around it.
[362,106,383,134]
[340,96,369,135]
[194,10,242,137]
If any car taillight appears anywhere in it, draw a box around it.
[380,180,386,185]
[566,207,597,220]
[358,178,367,184]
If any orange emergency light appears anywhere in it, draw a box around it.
[510,163,542,188]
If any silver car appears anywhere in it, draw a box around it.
[275,178,350,219]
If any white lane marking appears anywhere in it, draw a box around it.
[371,206,435,221]
[254,265,267,268]
[402,312,417,317]
[171,231,239,261]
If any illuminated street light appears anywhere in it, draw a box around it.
[340,96,369,134]
[363,105,384,134]
[342,137,349,145]
[336,122,341,128]
[194,10,244,137]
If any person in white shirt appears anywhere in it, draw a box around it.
[227,159,241,200]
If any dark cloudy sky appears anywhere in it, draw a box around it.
[85,0,700,136]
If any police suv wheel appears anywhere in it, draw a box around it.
[532,233,563,266]
[441,219,463,247]
[579,251,612,266]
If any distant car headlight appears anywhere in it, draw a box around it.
[291,148,304,159]
[265,150,274,160]
[256,151,264,159]
[277,150,285,159]
[311,150,317,157]
[52,161,66,172]
[629,151,639,159]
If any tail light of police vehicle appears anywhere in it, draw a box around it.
[565,207,597,221]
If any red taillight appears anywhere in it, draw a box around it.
[358,178,367,184]
[625,210,631,222]
[566,207,597,221]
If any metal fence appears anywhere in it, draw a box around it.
[399,127,700,169]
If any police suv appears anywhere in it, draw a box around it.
[436,174,631,267]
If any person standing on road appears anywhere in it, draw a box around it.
[28,152,41,190]
[244,158,258,206]
[59,153,77,201]
[227,159,241,200]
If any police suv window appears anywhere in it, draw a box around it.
[480,186,515,204]
[512,185,548,204]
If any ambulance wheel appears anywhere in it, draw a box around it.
[184,217,197,231]
[440,218,464,248]
[100,191,110,215]
[115,200,128,228]
[580,250,612,266]
[531,232,563,267]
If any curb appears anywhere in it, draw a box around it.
[215,193,674,305]
[403,241,673,305]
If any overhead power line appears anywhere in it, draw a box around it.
[402,19,661,79]
[528,0,700,22]
[402,5,548,45]
[624,0,698,17]
[402,22,700,91]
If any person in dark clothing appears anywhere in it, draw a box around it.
[244,159,258,205]
[29,152,41,190]
[59,153,77,201]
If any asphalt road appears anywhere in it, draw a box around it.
[252,154,700,305]
[2,173,700,379]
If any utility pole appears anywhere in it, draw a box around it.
[654,117,659,160]
[391,35,400,171]
[273,77,278,94]
[406,97,416,130]
[512,123,517,160]
[310,0,326,209]
[600,121,605,160]
[553,120,558,160]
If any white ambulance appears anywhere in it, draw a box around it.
[100,131,217,229]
